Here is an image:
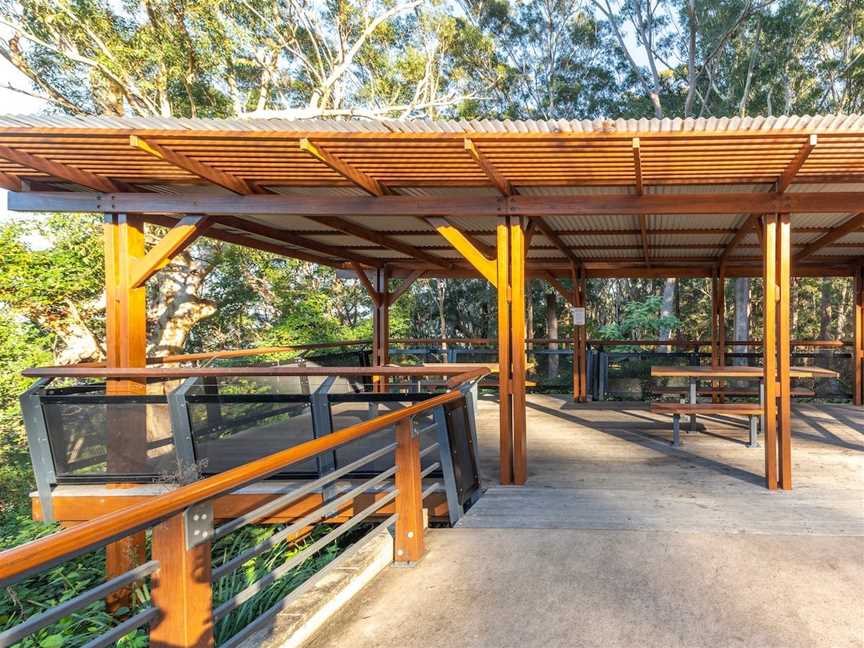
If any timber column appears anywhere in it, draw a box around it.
[372,267,390,392]
[761,213,793,490]
[103,213,148,605]
[855,264,863,407]
[571,264,588,402]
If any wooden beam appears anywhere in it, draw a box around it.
[212,215,383,267]
[465,138,512,195]
[632,138,644,195]
[795,212,864,261]
[496,220,513,485]
[543,271,576,307]
[0,145,120,192]
[427,217,496,285]
[130,135,255,195]
[313,216,450,269]
[777,134,817,193]
[129,215,211,288]
[638,214,650,266]
[855,265,863,407]
[531,217,579,266]
[299,138,386,196]
[0,170,22,192]
[350,262,382,307]
[719,213,760,268]
[12,191,864,217]
[388,269,425,306]
[426,217,495,258]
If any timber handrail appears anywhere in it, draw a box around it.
[22,364,493,380]
[0,367,486,585]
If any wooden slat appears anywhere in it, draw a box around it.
[130,135,254,195]
[794,212,864,261]
[129,215,211,288]
[0,145,119,192]
[632,138,644,195]
[300,138,386,196]
[777,134,817,193]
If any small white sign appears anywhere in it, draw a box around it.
[571,307,586,326]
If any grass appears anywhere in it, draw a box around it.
[0,512,366,647]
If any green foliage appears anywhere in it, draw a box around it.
[598,295,681,347]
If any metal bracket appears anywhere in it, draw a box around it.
[168,377,200,484]
[184,502,214,549]
[311,376,338,498]
[19,378,56,522]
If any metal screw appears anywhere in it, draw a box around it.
[407,531,414,539]
[397,549,404,556]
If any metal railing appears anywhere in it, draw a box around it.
[1,367,487,648]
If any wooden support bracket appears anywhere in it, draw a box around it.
[428,217,497,285]
[129,215,211,288]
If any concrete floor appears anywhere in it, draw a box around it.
[309,396,864,648]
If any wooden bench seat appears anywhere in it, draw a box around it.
[650,402,761,448]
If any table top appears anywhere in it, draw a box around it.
[651,365,839,379]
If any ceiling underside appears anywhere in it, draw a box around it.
[1,114,862,274]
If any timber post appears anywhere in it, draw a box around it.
[394,417,425,562]
[762,214,779,490]
[855,264,863,407]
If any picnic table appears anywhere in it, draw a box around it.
[650,365,839,447]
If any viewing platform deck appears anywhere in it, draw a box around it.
[309,394,864,648]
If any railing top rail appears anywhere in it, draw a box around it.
[0,367,487,585]
[22,364,494,380]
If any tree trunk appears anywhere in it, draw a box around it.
[733,278,750,367]
[545,291,558,380]
[660,278,676,352]
[819,279,833,340]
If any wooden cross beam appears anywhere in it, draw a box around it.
[427,217,497,284]
[0,170,22,192]
[795,212,864,261]
[719,213,761,268]
[0,145,120,192]
[213,215,384,267]
[311,216,451,269]
[777,134,817,193]
[300,138,387,196]
[130,135,256,195]
[128,215,212,288]
[464,138,512,196]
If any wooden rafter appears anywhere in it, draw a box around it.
[427,217,496,285]
[719,213,761,268]
[531,217,579,266]
[299,138,386,196]
[130,135,255,195]
[0,145,120,192]
[638,215,651,267]
[0,170,22,192]
[212,215,383,267]
[129,215,211,288]
[632,138,644,195]
[464,138,512,195]
[776,134,817,193]
[311,216,450,269]
[139,213,338,267]
[795,212,864,261]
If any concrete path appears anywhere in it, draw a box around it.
[308,397,864,648]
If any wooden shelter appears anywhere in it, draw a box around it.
[2,112,863,495]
